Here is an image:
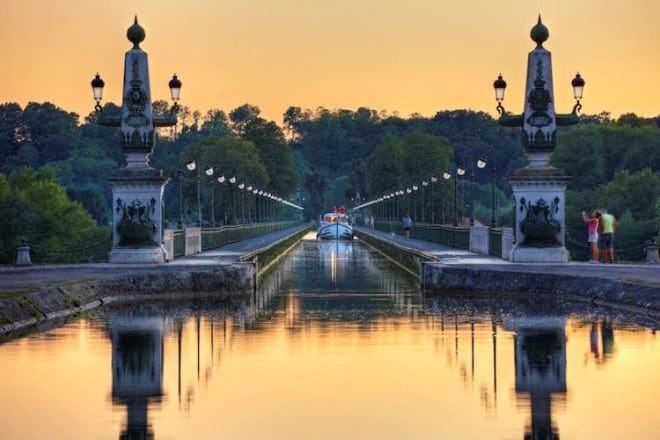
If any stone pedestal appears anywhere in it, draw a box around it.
[509,165,571,263]
[108,165,169,264]
[646,243,659,264]
[15,245,32,266]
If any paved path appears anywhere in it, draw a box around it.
[2,224,658,294]
[0,225,310,294]
[353,226,660,288]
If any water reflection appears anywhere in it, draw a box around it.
[0,239,657,440]
[111,317,167,440]
[257,239,420,327]
[504,317,566,440]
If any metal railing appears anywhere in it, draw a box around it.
[201,220,303,251]
[489,228,503,257]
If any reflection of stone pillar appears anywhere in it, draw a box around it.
[504,317,566,440]
[111,317,165,440]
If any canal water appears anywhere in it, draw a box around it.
[0,235,657,439]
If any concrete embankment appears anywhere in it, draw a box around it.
[354,227,660,318]
[0,262,256,335]
[422,263,660,316]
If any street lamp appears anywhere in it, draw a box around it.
[238,182,245,224]
[459,156,480,227]
[177,171,184,228]
[246,185,253,223]
[252,187,259,222]
[186,158,201,226]
[168,74,182,113]
[217,175,227,225]
[91,73,104,113]
[430,176,438,224]
[204,166,214,227]
[456,165,465,226]
[477,149,497,228]
[421,181,428,223]
[412,185,419,221]
[229,176,236,224]
[442,171,451,224]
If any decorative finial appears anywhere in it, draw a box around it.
[530,14,549,48]
[127,15,146,49]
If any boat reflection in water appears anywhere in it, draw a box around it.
[504,317,567,440]
[111,317,169,440]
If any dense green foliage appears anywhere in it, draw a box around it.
[552,118,660,260]
[0,167,110,263]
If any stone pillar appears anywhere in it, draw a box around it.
[98,18,178,264]
[497,17,578,263]
[509,173,570,262]
[108,169,169,263]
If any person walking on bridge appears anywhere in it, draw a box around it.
[402,214,413,238]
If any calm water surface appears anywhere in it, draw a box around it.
[0,236,658,439]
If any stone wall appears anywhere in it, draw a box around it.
[0,263,256,336]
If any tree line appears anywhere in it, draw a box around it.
[0,100,658,262]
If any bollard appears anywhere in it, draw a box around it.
[16,243,32,266]
[645,239,659,264]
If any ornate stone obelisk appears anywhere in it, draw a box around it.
[495,17,584,262]
[95,18,180,263]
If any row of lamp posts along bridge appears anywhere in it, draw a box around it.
[179,159,303,228]
[354,149,499,230]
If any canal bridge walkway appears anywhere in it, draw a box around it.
[353,226,660,286]
[353,225,660,317]
[0,224,311,294]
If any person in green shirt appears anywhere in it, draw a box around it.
[598,210,618,263]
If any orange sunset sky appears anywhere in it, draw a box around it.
[2,0,659,125]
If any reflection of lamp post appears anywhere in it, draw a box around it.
[186,158,200,226]
[204,166,214,226]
